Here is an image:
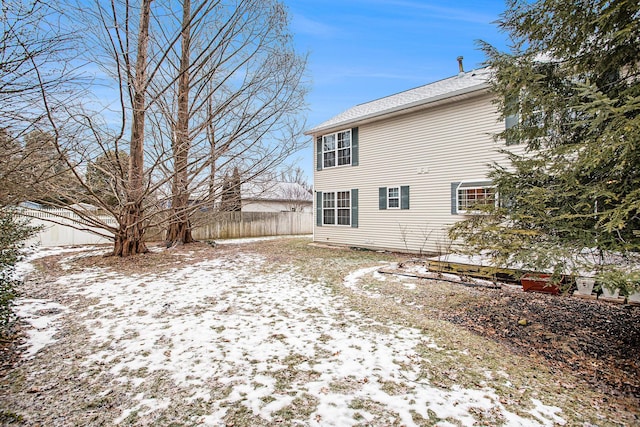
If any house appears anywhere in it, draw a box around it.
[306,67,521,254]
[241,181,313,213]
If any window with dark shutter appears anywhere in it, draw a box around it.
[452,181,495,214]
[380,186,409,209]
[318,128,357,169]
[319,190,352,226]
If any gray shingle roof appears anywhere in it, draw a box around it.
[306,67,491,135]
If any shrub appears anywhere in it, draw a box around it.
[0,209,39,332]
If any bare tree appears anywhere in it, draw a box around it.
[20,0,166,256]
[3,0,307,256]
[85,150,130,209]
[114,0,154,256]
[164,0,196,244]
[0,1,80,207]
[57,0,157,256]
[280,166,312,193]
[148,0,308,245]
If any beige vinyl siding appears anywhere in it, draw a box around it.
[314,90,520,254]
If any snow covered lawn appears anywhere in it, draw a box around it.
[2,238,572,426]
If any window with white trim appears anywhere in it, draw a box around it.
[387,187,400,209]
[456,182,496,214]
[322,129,351,168]
[322,192,335,224]
[323,190,351,225]
[379,186,410,210]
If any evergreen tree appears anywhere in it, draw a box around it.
[22,130,78,205]
[450,0,640,292]
[0,210,39,333]
[220,167,242,212]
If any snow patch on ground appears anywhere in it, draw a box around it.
[215,234,313,245]
[14,245,565,426]
[343,265,390,298]
[13,299,68,359]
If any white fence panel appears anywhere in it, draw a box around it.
[20,208,115,247]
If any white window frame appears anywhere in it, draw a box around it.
[322,129,351,168]
[456,182,497,214]
[322,190,351,226]
[387,186,400,209]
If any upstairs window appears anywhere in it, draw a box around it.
[336,131,351,166]
[316,128,358,170]
[322,134,336,168]
[322,129,351,168]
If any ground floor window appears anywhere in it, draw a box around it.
[317,189,358,227]
[456,182,496,213]
[387,187,400,208]
[323,191,350,226]
[378,186,410,210]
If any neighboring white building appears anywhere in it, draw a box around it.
[305,67,520,254]
[241,181,313,213]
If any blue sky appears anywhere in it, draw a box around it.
[285,0,511,179]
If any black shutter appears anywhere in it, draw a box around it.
[316,136,323,171]
[351,189,358,228]
[316,191,322,226]
[400,186,410,210]
[379,187,387,210]
[351,127,359,166]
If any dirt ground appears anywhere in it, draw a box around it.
[1,239,639,425]
[394,276,640,399]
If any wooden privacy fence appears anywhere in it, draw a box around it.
[192,211,313,240]
[17,208,312,246]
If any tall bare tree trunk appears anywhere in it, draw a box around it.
[114,0,152,256]
[165,0,194,245]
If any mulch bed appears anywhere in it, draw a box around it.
[440,286,640,400]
